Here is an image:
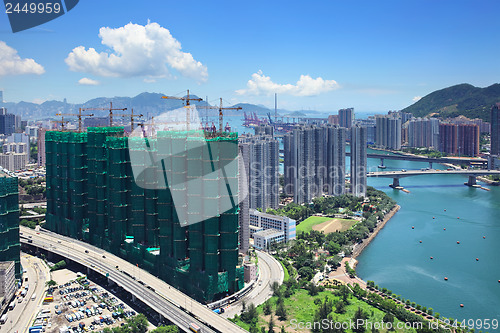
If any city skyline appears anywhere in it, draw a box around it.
[1,1,500,113]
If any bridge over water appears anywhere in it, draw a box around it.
[368,169,500,188]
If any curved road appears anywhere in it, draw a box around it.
[20,226,247,333]
[221,251,284,319]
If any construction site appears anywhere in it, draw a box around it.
[45,93,245,303]
[0,169,21,278]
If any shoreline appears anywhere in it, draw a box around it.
[351,204,400,261]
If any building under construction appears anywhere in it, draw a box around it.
[0,168,20,278]
[45,126,244,302]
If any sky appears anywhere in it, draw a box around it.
[1,0,500,114]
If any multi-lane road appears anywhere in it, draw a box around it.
[20,226,283,332]
[0,254,49,333]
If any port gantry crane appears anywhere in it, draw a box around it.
[81,102,127,127]
[197,98,243,133]
[161,90,203,130]
[56,108,94,132]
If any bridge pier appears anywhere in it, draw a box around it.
[465,175,477,186]
[429,162,433,169]
[131,294,137,302]
[391,178,400,188]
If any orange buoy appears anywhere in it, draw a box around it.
[444,277,448,281]
[419,240,422,243]
[430,257,434,259]
[498,280,500,283]
[412,226,414,229]
[483,236,486,239]
[457,241,460,244]
[443,228,446,231]
[476,258,479,261]
[457,217,460,219]
[433,217,435,219]
[460,304,464,307]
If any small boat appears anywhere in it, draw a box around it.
[444,277,448,281]
[378,165,387,169]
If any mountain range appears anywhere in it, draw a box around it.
[0,93,317,121]
[401,83,500,122]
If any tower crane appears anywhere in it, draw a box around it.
[112,108,144,131]
[198,98,243,133]
[52,116,69,131]
[56,108,94,131]
[81,102,127,127]
[161,90,202,130]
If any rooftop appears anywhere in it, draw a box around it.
[253,228,284,238]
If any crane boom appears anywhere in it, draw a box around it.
[161,90,203,130]
[56,109,94,131]
[81,102,127,126]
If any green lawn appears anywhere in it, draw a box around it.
[233,289,417,332]
[279,260,290,282]
[296,216,332,234]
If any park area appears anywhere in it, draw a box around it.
[296,216,357,234]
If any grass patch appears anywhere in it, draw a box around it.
[280,261,290,282]
[296,216,332,234]
[312,218,358,233]
[232,289,417,332]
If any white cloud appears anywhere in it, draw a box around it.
[236,70,339,97]
[0,41,45,76]
[78,77,100,85]
[413,96,422,102]
[65,22,208,82]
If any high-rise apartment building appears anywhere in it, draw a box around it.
[284,124,346,204]
[375,114,402,150]
[0,108,15,136]
[254,124,274,137]
[0,169,20,278]
[350,125,367,197]
[238,143,250,254]
[491,103,500,156]
[457,124,480,157]
[407,118,440,149]
[339,108,354,129]
[37,128,47,167]
[439,123,480,157]
[239,135,279,210]
[45,128,244,302]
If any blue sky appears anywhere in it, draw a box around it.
[1,0,499,113]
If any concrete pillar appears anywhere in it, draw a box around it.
[429,162,433,169]
[87,266,90,275]
[392,178,400,187]
[467,175,477,186]
[131,294,137,302]
[380,158,384,167]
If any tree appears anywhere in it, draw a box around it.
[280,326,286,333]
[241,303,258,324]
[276,302,287,321]
[45,280,57,287]
[335,300,346,314]
[126,314,149,333]
[339,285,350,303]
[151,326,179,333]
[261,327,266,333]
[352,307,368,333]
[271,282,281,297]
[382,312,394,324]
[249,326,259,333]
[268,315,275,333]
[263,300,272,315]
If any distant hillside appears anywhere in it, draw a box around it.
[402,83,500,122]
[0,93,326,120]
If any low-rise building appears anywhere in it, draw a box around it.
[0,261,16,310]
[243,263,257,283]
[253,229,285,250]
[249,209,296,242]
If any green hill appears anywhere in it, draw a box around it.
[402,83,500,122]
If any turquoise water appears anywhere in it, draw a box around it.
[358,151,500,327]
[229,120,500,326]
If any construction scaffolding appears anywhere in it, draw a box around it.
[45,128,243,302]
[0,173,21,278]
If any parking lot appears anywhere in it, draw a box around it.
[38,272,139,333]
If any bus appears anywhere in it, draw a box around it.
[189,323,202,332]
[8,301,15,310]
[0,314,7,324]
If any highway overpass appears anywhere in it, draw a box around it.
[20,226,249,333]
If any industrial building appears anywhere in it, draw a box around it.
[284,124,346,204]
[45,127,244,302]
[0,169,20,278]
